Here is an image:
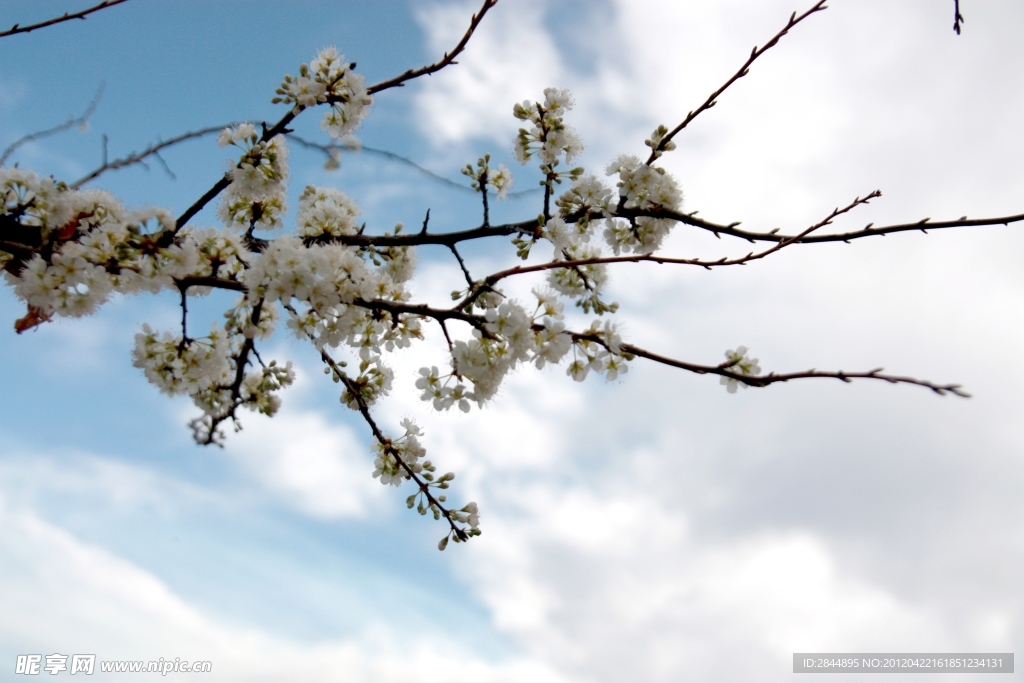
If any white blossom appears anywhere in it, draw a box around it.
[296,185,361,237]
[604,154,683,254]
[513,87,584,166]
[720,346,761,393]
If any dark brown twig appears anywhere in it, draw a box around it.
[647,0,828,163]
[954,0,965,34]
[365,0,499,95]
[0,0,129,39]
[318,345,471,543]
[72,124,231,188]
[619,340,970,397]
[477,192,882,286]
[645,207,1024,245]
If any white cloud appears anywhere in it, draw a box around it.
[4,2,1024,682]
[403,1,1024,681]
[219,365,387,520]
[0,499,574,683]
[414,0,566,151]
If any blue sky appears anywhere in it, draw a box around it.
[2,1,1024,681]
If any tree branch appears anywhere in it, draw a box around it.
[564,330,971,398]
[478,192,882,286]
[173,0,498,232]
[0,0,129,39]
[647,0,828,162]
[621,340,969,396]
[0,84,104,166]
[317,343,472,543]
[72,124,231,188]
[643,206,1024,245]
[365,0,499,95]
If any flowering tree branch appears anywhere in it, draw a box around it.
[321,346,478,548]
[173,0,499,232]
[617,341,970,397]
[0,1,1008,549]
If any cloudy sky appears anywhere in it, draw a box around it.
[2,0,1023,681]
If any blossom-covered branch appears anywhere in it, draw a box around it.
[320,346,479,548]
[1,1,1006,549]
[173,0,498,232]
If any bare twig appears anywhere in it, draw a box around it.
[287,135,541,199]
[478,192,882,286]
[640,206,1024,245]
[618,340,970,397]
[647,0,828,163]
[0,85,104,166]
[0,0,129,39]
[449,244,475,287]
[954,0,965,34]
[366,0,499,95]
[72,124,231,188]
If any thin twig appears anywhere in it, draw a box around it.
[318,345,471,542]
[449,244,475,287]
[288,133,539,198]
[0,0,130,39]
[564,331,971,398]
[478,192,882,286]
[639,206,1024,245]
[72,124,230,188]
[365,0,499,95]
[954,0,965,34]
[648,0,828,163]
[0,85,104,166]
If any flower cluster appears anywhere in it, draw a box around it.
[461,154,515,200]
[644,123,677,160]
[566,318,632,382]
[438,502,482,550]
[555,174,614,224]
[373,418,427,486]
[1,169,259,323]
[296,185,361,238]
[131,320,296,442]
[274,47,373,139]
[513,87,584,169]
[720,346,762,393]
[132,324,232,397]
[604,153,683,254]
[218,123,289,231]
[417,286,599,412]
